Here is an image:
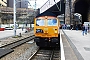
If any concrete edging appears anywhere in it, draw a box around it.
[60,32,65,60]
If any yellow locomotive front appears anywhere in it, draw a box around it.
[34,15,60,47]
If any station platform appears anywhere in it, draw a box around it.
[61,30,90,60]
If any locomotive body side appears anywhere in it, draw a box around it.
[34,16,60,47]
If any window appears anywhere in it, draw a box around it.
[36,19,45,26]
[47,19,57,26]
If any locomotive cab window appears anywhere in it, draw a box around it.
[47,19,57,26]
[36,19,45,26]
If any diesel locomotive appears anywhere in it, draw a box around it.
[34,12,60,47]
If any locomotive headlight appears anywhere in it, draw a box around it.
[54,29,58,33]
[55,30,58,33]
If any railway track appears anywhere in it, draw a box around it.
[0,35,35,49]
[28,48,61,60]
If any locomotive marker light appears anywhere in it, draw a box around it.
[45,16,48,19]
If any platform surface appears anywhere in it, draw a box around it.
[62,30,90,60]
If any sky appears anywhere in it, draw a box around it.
[28,0,48,9]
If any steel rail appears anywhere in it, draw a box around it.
[50,50,54,60]
[29,48,61,60]
[28,47,39,60]
[1,35,35,49]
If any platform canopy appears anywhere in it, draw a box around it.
[36,11,57,18]
[39,0,65,16]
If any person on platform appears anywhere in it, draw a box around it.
[82,24,85,36]
[84,24,88,35]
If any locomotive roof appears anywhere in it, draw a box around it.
[36,11,57,18]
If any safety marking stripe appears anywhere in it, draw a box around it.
[60,32,65,60]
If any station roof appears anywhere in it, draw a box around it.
[39,0,65,16]
[36,11,57,18]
